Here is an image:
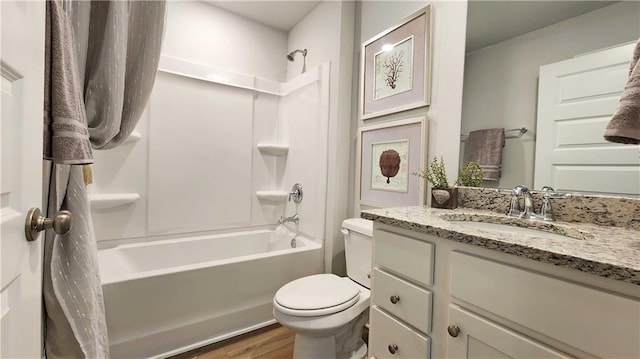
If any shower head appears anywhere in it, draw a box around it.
[287,49,308,74]
[286,49,307,62]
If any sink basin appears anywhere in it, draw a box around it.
[447,220,582,241]
[437,211,594,241]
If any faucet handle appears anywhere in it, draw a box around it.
[513,185,530,195]
[539,196,555,221]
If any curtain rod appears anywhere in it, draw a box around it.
[460,127,528,138]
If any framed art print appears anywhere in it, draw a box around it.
[357,116,428,207]
[359,6,432,120]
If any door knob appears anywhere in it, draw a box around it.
[25,208,73,241]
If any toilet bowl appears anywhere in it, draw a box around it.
[272,218,373,359]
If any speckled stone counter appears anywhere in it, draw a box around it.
[457,187,640,230]
[361,206,640,285]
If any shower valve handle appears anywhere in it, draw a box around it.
[289,183,303,203]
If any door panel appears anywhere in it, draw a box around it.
[0,1,46,357]
[534,42,640,195]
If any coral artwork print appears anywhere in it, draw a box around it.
[373,36,414,100]
[384,51,404,90]
[371,140,409,192]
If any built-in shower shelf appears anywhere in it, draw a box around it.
[257,143,289,156]
[256,191,288,204]
[123,131,142,145]
[89,193,140,210]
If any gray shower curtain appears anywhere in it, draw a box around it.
[43,1,166,357]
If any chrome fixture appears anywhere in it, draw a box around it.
[507,185,535,219]
[507,185,570,221]
[539,186,572,222]
[286,48,307,74]
[279,214,299,225]
[25,207,73,242]
[289,183,303,203]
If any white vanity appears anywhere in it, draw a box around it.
[363,205,640,359]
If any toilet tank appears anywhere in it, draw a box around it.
[342,218,373,289]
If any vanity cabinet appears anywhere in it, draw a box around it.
[368,224,640,359]
[369,229,434,359]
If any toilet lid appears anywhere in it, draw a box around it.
[274,274,360,316]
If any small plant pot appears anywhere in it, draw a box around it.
[430,187,458,209]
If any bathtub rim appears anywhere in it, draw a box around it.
[99,230,322,286]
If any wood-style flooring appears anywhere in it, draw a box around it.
[173,324,295,359]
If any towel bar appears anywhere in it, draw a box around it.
[460,127,528,139]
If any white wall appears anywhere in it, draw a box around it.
[163,1,288,82]
[286,1,355,275]
[91,1,289,242]
[353,1,468,213]
[461,1,640,189]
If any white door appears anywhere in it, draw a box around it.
[534,42,640,195]
[1,1,46,358]
[446,305,570,359]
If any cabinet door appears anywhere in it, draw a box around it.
[446,305,570,359]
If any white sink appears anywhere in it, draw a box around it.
[447,220,582,241]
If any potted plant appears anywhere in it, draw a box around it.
[413,157,483,209]
[456,161,484,187]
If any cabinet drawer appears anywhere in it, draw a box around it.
[369,306,430,359]
[372,268,432,333]
[374,230,434,286]
[450,251,640,359]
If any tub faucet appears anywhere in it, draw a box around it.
[279,214,299,225]
[507,185,535,219]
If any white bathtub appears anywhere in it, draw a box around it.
[98,229,323,358]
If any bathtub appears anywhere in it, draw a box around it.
[98,229,323,358]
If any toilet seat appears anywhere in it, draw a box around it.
[274,274,360,317]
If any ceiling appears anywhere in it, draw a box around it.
[202,1,619,50]
[466,1,619,53]
[203,0,321,31]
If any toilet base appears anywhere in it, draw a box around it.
[292,311,368,359]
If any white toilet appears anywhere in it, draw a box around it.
[273,218,373,359]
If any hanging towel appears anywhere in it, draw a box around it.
[43,0,93,164]
[464,128,506,181]
[604,39,640,145]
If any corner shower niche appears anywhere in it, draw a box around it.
[256,143,289,204]
[88,56,329,242]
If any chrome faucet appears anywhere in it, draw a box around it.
[507,185,535,219]
[278,214,299,225]
[507,185,570,221]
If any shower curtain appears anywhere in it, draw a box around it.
[43,1,166,357]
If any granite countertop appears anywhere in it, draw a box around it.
[361,206,640,286]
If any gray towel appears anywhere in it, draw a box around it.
[464,128,505,181]
[44,0,93,164]
[604,39,640,145]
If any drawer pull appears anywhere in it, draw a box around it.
[390,295,400,304]
[388,344,398,354]
[447,325,460,337]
